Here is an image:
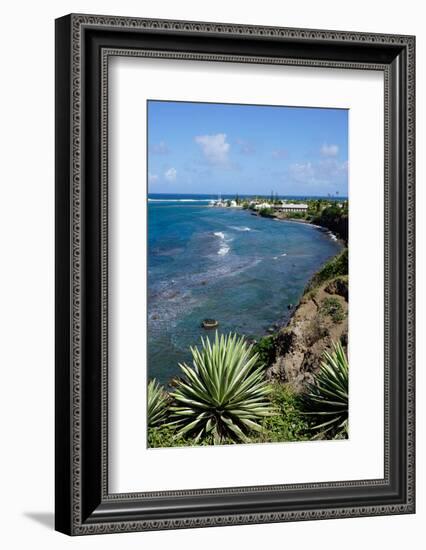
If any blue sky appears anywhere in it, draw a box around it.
[147,100,348,197]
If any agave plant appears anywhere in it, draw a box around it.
[301,340,349,439]
[147,378,169,428]
[169,332,272,444]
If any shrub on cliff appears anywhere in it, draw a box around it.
[312,204,348,242]
[253,335,276,368]
[308,248,348,290]
[320,296,346,323]
[169,332,273,444]
[250,383,310,443]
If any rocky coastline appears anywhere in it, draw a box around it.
[259,247,349,393]
[211,203,349,394]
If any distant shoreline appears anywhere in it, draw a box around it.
[253,212,345,246]
[221,202,346,247]
[148,193,349,200]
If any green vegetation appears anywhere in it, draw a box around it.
[148,424,232,448]
[147,379,169,428]
[252,384,311,443]
[258,207,275,218]
[148,383,311,447]
[148,425,230,447]
[300,341,349,439]
[307,199,323,216]
[320,297,346,323]
[168,333,273,444]
[311,203,348,242]
[147,425,187,448]
[284,211,306,220]
[308,248,348,290]
[146,337,348,447]
[252,335,276,368]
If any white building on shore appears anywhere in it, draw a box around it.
[254,202,308,213]
[275,203,308,213]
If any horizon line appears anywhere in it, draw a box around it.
[148,192,348,198]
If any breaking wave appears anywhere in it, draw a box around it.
[214,231,232,256]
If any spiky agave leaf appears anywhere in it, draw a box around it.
[169,332,272,443]
[147,378,169,428]
[301,340,349,439]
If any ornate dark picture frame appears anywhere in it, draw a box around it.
[55,14,415,536]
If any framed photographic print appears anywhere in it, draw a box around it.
[55,14,415,535]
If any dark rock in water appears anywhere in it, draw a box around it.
[287,304,293,310]
[202,318,219,329]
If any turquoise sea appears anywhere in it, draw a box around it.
[148,194,343,384]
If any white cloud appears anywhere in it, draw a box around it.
[317,159,348,180]
[288,161,315,183]
[320,143,339,157]
[164,167,177,182]
[288,159,348,185]
[195,133,230,166]
[148,173,159,183]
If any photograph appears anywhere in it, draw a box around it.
[146,100,349,448]
[52,10,415,538]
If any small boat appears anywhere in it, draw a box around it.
[201,318,219,329]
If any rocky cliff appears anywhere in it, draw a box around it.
[266,260,348,392]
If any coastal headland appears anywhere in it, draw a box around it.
[212,196,350,394]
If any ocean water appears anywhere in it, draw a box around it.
[148,194,343,384]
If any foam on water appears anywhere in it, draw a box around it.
[213,231,233,255]
[230,226,252,232]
